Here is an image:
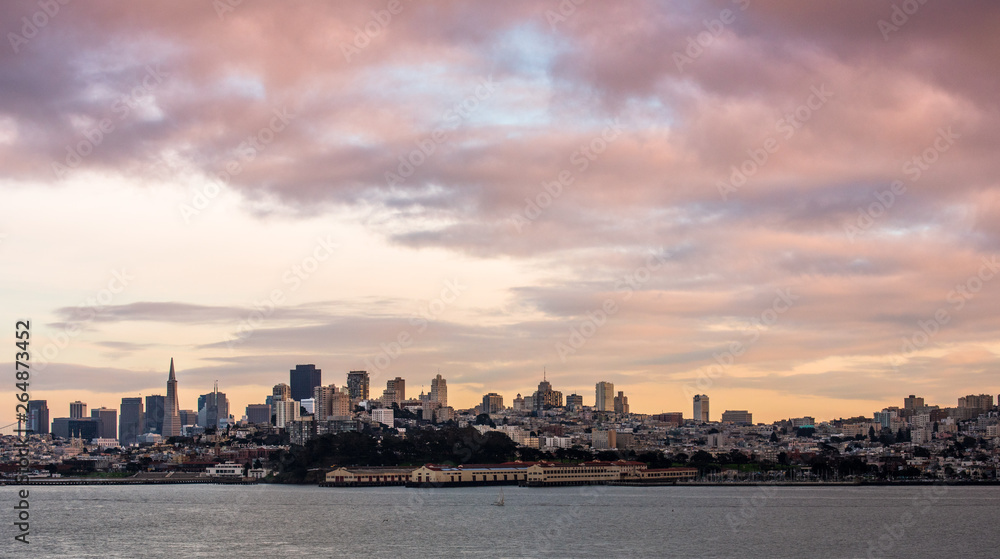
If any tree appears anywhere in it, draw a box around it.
[770,431,780,443]
[474,413,495,428]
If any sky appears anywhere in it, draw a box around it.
[2,0,999,427]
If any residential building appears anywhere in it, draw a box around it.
[274,399,300,429]
[372,408,394,427]
[592,429,617,450]
[482,393,504,414]
[613,391,629,414]
[430,374,447,407]
[346,370,370,400]
[70,401,87,419]
[721,410,753,425]
[566,394,584,410]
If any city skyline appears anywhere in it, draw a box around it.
[3,2,1000,428]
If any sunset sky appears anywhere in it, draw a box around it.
[2,0,999,427]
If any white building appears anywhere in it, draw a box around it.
[206,462,244,477]
[372,408,394,427]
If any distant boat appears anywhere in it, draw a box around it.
[492,487,504,506]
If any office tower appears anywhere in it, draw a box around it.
[482,393,504,414]
[246,404,271,424]
[721,410,753,424]
[91,407,117,439]
[382,377,405,405]
[904,395,925,410]
[51,417,100,440]
[693,394,709,423]
[119,398,144,445]
[145,395,165,434]
[27,400,49,435]
[430,374,447,407]
[197,382,229,429]
[179,410,197,426]
[290,364,322,401]
[330,392,351,420]
[595,381,614,412]
[613,391,629,414]
[70,400,87,419]
[162,358,181,437]
[347,370,370,400]
[566,394,583,409]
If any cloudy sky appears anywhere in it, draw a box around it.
[2,0,999,427]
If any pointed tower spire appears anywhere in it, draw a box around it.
[169,357,176,381]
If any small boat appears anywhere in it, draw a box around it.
[492,487,504,506]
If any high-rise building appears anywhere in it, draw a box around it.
[534,372,563,410]
[595,381,614,412]
[290,364,322,401]
[566,394,583,409]
[482,393,504,414]
[162,358,181,438]
[371,408,394,427]
[904,395,925,410]
[347,370,370,400]
[179,410,197,427]
[613,391,629,414]
[91,407,117,439]
[144,395,165,434]
[313,385,336,420]
[958,394,993,411]
[693,394,709,423]
[245,404,271,424]
[330,392,351,420]
[274,399,300,428]
[382,377,405,406]
[197,383,230,429]
[272,383,291,401]
[27,400,49,435]
[430,374,447,407]
[721,410,753,424]
[70,401,87,419]
[51,417,100,440]
[119,397,143,445]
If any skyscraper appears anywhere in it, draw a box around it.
[430,373,447,406]
[566,394,583,409]
[595,381,614,412]
[198,382,229,429]
[382,377,405,406]
[91,407,117,439]
[290,364,322,401]
[27,400,49,435]
[144,395,165,434]
[347,370,370,400]
[245,404,271,424]
[693,394,710,423]
[70,401,87,419]
[534,372,563,410]
[119,398,143,445]
[162,358,181,438]
[904,395,925,410]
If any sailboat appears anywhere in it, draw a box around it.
[492,487,505,506]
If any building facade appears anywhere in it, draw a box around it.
[693,394,710,423]
[162,358,181,438]
[346,370,369,400]
[290,364,322,402]
[595,381,614,412]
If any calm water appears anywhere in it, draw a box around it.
[7,484,1000,558]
